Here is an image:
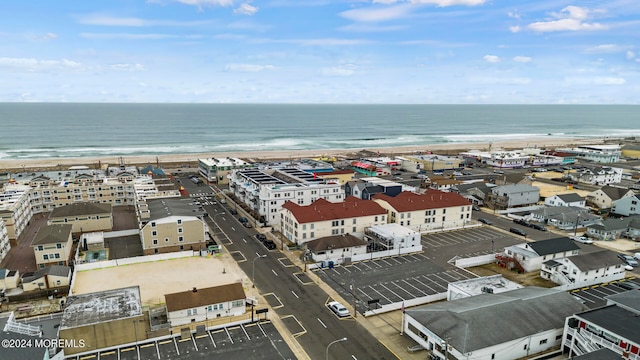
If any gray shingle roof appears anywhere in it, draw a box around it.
[147,198,207,222]
[31,224,72,246]
[567,250,625,272]
[577,305,640,346]
[605,289,640,312]
[556,193,584,203]
[306,234,367,253]
[50,202,112,218]
[22,265,71,283]
[528,237,580,256]
[572,348,624,360]
[600,185,632,201]
[405,287,587,354]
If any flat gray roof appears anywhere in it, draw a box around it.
[146,197,207,222]
[60,286,142,330]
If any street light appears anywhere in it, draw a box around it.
[252,254,267,288]
[326,337,347,360]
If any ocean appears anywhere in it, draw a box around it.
[0,103,638,160]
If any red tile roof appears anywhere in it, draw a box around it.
[373,190,471,212]
[282,196,386,224]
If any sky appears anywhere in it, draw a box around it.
[1,0,639,104]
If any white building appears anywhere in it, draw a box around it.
[588,185,636,210]
[540,250,627,289]
[0,184,33,241]
[364,223,422,255]
[447,275,522,301]
[544,193,586,208]
[306,234,367,263]
[229,167,343,226]
[502,237,580,272]
[198,157,252,185]
[280,197,387,245]
[165,283,246,327]
[556,144,622,163]
[568,166,623,186]
[0,219,10,263]
[372,189,472,232]
[611,194,640,216]
[404,287,588,360]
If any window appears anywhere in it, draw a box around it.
[177,219,182,225]
[178,228,183,234]
[539,339,548,345]
[37,245,43,251]
[56,243,62,249]
[153,239,158,245]
[232,300,244,307]
[165,238,169,243]
[152,230,157,236]
[43,254,49,260]
[54,253,60,259]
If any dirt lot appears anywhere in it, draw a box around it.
[468,262,557,287]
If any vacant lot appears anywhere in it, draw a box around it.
[468,262,557,287]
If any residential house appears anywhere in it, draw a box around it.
[139,198,209,255]
[22,265,71,292]
[587,185,635,210]
[31,224,73,269]
[567,166,623,186]
[428,177,463,192]
[611,194,640,216]
[529,206,601,231]
[503,237,580,272]
[544,193,586,208]
[586,215,640,241]
[228,167,343,226]
[562,291,640,358]
[404,287,588,360]
[486,184,540,210]
[0,268,20,291]
[540,250,626,289]
[280,197,387,245]
[306,234,367,263]
[451,182,493,206]
[165,283,246,328]
[58,286,145,355]
[48,202,113,233]
[315,169,356,185]
[345,177,403,200]
[364,223,422,255]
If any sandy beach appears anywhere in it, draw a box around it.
[0,136,607,171]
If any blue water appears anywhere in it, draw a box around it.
[0,103,638,160]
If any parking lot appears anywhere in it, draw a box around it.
[64,320,296,360]
[570,277,640,309]
[312,227,527,314]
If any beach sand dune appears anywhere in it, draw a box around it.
[0,137,605,171]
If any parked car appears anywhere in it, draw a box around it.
[513,219,529,227]
[263,240,276,250]
[255,234,267,241]
[478,218,493,225]
[529,223,547,231]
[634,253,640,261]
[328,301,350,317]
[220,199,226,204]
[229,209,238,215]
[243,222,252,228]
[238,217,248,223]
[570,236,593,244]
[617,281,640,290]
[618,254,639,267]
[509,227,527,236]
[472,204,480,211]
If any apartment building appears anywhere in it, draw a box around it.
[48,202,113,233]
[372,189,472,232]
[229,167,343,226]
[31,224,73,269]
[0,219,10,262]
[198,157,252,184]
[139,198,208,255]
[280,197,387,245]
[540,250,626,288]
[486,184,540,210]
[556,144,622,163]
[0,184,33,241]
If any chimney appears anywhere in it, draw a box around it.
[192,287,197,292]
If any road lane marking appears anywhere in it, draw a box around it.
[291,290,299,299]
[317,318,327,329]
[272,269,278,277]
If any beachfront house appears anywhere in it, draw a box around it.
[139,198,208,255]
[372,189,472,232]
[280,197,387,245]
[345,177,403,200]
[198,157,252,185]
[165,283,246,328]
[556,144,622,163]
[48,202,113,233]
[31,224,73,269]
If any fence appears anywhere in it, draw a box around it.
[75,250,195,271]
[454,253,497,268]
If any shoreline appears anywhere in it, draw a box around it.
[0,137,608,172]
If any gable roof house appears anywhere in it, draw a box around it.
[486,184,540,210]
[165,283,246,328]
[22,265,72,292]
[404,287,588,360]
[529,206,601,231]
[540,250,627,289]
[544,193,586,208]
[586,214,640,241]
[306,234,367,263]
[31,224,73,269]
[611,194,640,217]
[280,197,387,245]
[503,237,581,272]
[587,185,636,210]
[373,189,472,232]
[567,166,623,186]
[451,182,493,206]
[48,202,113,233]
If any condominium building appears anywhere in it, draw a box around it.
[372,189,472,232]
[280,197,387,245]
[0,219,10,262]
[198,157,252,185]
[48,202,113,233]
[228,167,343,226]
[556,144,622,163]
[0,184,33,241]
[31,224,73,269]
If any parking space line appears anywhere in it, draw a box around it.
[225,327,234,344]
[389,281,417,299]
[173,337,181,356]
[388,257,403,264]
[413,277,439,294]
[357,262,373,270]
[208,330,216,347]
[241,324,250,340]
[368,285,393,304]
[379,258,393,266]
[357,288,374,300]
[401,279,428,296]
[257,322,268,337]
[379,283,404,301]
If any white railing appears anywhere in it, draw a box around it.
[2,312,42,336]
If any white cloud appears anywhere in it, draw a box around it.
[526,6,607,33]
[583,44,629,54]
[507,10,520,20]
[44,32,58,40]
[80,33,204,40]
[224,63,275,72]
[76,14,213,27]
[627,51,636,59]
[321,64,357,77]
[339,4,414,22]
[509,25,521,33]
[594,77,626,85]
[0,57,82,72]
[110,63,146,71]
[234,3,259,15]
[483,55,500,63]
[176,0,234,6]
[513,56,532,63]
[410,0,486,6]
[339,23,407,32]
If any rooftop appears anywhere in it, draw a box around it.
[567,250,625,272]
[527,237,580,256]
[60,286,142,330]
[306,234,367,253]
[31,224,73,246]
[577,304,640,345]
[448,275,523,299]
[282,197,386,224]
[165,283,245,312]
[50,202,112,218]
[146,197,207,222]
[373,189,470,212]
